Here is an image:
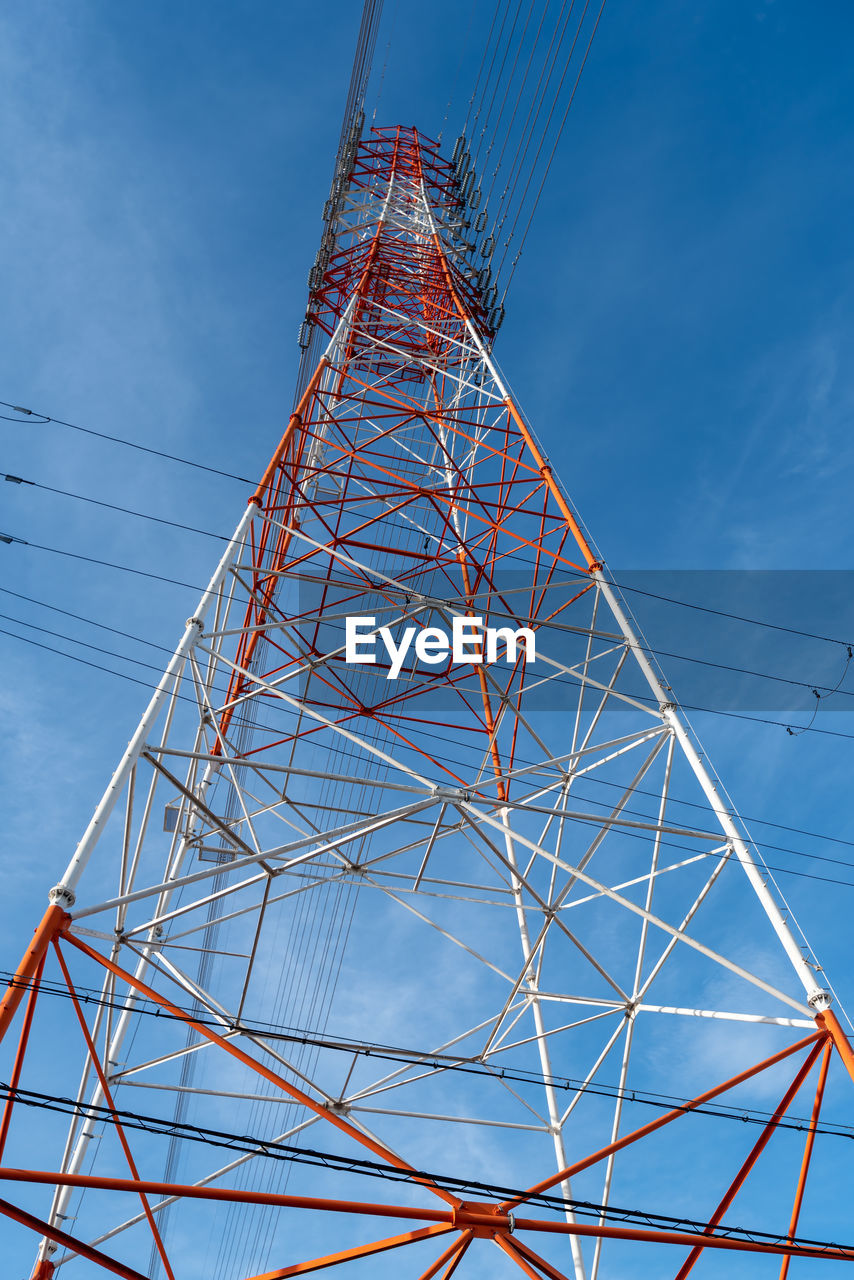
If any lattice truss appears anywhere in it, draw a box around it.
[2,126,854,1280]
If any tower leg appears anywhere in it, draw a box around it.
[816,1007,854,1083]
[0,905,68,1045]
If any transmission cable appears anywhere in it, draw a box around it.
[6,501,854,707]
[462,0,507,136]
[499,0,608,292]
[5,396,854,651]
[3,471,231,543]
[6,619,854,892]
[5,550,854,748]
[469,0,527,177]
[0,1023,851,1144]
[0,399,254,485]
[488,0,576,250]
[0,585,175,655]
[5,584,854,872]
[478,0,541,220]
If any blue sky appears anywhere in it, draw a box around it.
[2,1,854,1275]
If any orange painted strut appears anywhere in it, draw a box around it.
[0,951,45,1162]
[672,1038,825,1279]
[496,1234,571,1280]
[779,1040,833,1280]
[216,355,330,749]
[503,397,598,571]
[249,359,329,509]
[500,1030,826,1211]
[0,1168,851,1264]
[53,941,176,1280]
[415,1232,473,1280]
[0,905,69,1046]
[816,1006,854,1084]
[61,932,461,1208]
[249,1223,454,1279]
[0,1192,149,1280]
[436,1231,472,1279]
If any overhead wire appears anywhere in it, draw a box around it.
[443,0,609,310]
[498,0,607,291]
[3,471,230,543]
[5,585,854,874]
[5,558,839,865]
[0,399,253,485]
[488,0,578,250]
[6,615,854,894]
[468,0,523,176]
[5,471,854,703]
[5,1082,853,1255]
[6,536,854,749]
[5,514,854,770]
[477,0,540,212]
[1,1029,854,1152]
[0,996,851,1142]
[462,0,508,137]
[6,396,854,644]
[438,0,478,143]
[0,585,175,655]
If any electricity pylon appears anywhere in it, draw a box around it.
[1,124,853,1280]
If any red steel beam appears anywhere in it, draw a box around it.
[415,1232,473,1280]
[59,932,461,1208]
[0,1193,149,1280]
[779,1039,833,1280]
[500,1029,826,1211]
[496,1234,571,1280]
[0,951,45,1162]
[0,1168,852,1263]
[53,941,176,1280]
[673,1037,824,1278]
[0,905,69,1046]
[247,1223,454,1278]
[438,1232,472,1279]
[816,1006,854,1084]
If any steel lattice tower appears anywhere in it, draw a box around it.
[1,124,853,1280]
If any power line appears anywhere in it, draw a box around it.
[5,396,854,653]
[6,601,854,889]
[613,578,854,650]
[496,0,595,282]
[5,498,854,711]
[1,534,203,592]
[0,991,849,1142]
[0,612,177,677]
[5,539,854,750]
[0,399,254,485]
[7,598,854,891]
[6,601,854,884]
[501,0,608,293]
[0,585,174,655]
[2,1080,850,1253]
[0,626,179,697]
[3,472,230,543]
[7,396,853,659]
